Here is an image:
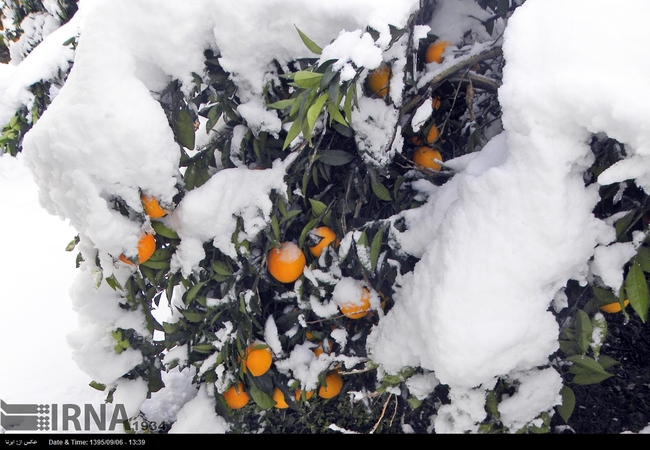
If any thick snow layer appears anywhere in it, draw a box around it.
[0,13,77,125]
[168,385,230,433]
[168,154,297,275]
[368,0,650,432]
[6,0,650,434]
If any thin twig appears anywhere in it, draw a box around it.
[428,45,503,91]
[370,393,394,434]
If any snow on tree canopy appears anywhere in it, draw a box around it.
[368,0,650,433]
[20,0,419,271]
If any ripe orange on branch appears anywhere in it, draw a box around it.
[273,388,289,409]
[413,147,443,171]
[119,233,156,265]
[367,63,391,99]
[308,226,338,257]
[425,40,450,64]
[339,287,372,320]
[318,371,343,399]
[245,344,273,376]
[141,194,167,219]
[295,389,315,401]
[267,242,306,283]
[599,299,630,313]
[223,382,250,409]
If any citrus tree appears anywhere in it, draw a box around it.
[2,0,649,434]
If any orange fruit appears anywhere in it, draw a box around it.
[318,371,343,399]
[339,287,371,320]
[224,382,250,409]
[367,63,391,99]
[141,194,167,219]
[425,40,450,64]
[273,387,289,409]
[413,147,443,171]
[295,389,315,401]
[245,344,273,377]
[600,299,630,313]
[308,226,338,257]
[267,242,306,283]
[425,124,439,145]
[313,340,332,357]
[119,233,156,265]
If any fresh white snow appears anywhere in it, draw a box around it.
[2,0,650,434]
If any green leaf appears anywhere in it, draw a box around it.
[344,83,355,124]
[105,274,123,292]
[89,381,106,391]
[597,354,619,370]
[175,109,196,150]
[283,119,303,150]
[181,310,205,323]
[557,385,575,423]
[192,344,216,354]
[306,92,330,135]
[485,390,499,417]
[615,211,635,240]
[162,321,178,334]
[65,235,80,252]
[634,246,650,273]
[299,217,320,248]
[292,71,323,89]
[316,149,355,166]
[567,355,614,385]
[370,227,384,272]
[592,285,619,307]
[328,99,348,127]
[371,179,392,202]
[566,354,608,374]
[574,309,592,355]
[270,214,280,242]
[212,261,232,276]
[308,198,328,217]
[319,63,339,91]
[570,367,613,385]
[294,25,322,55]
[248,383,276,409]
[185,281,208,304]
[558,339,581,357]
[151,220,180,239]
[625,262,649,322]
[148,248,174,262]
[140,259,171,270]
[267,99,295,110]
